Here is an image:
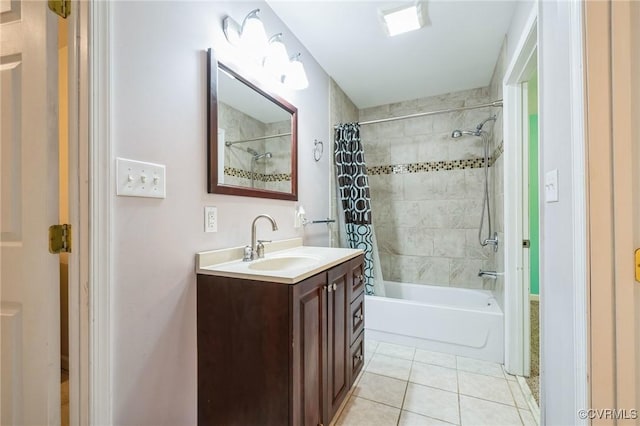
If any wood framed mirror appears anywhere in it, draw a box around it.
[207,48,298,200]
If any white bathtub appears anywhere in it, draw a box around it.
[365,281,504,363]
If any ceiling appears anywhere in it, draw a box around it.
[267,0,517,109]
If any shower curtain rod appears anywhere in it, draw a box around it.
[225,132,292,146]
[358,100,503,126]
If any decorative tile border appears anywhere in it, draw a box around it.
[368,140,504,175]
[224,166,291,182]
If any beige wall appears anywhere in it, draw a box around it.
[110,2,332,423]
[633,1,640,412]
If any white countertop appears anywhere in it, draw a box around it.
[196,238,363,284]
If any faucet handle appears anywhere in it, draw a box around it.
[256,240,271,259]
[242,245,253,262]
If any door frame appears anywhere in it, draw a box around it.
[67,1,112,424]
[503,1,589,420]
[503,7,537,378]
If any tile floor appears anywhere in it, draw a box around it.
[335,340,538,426]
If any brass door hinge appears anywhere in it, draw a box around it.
[635,249,640,282]
[48,0,71,18]
[49,224,72,254]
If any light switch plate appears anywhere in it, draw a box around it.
[204,206,218,233]
[545,169,559,203]
[116,158,166,198]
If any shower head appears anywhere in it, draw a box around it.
[253,152,273,160]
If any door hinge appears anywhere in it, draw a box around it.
[635,249,640,282]
[523,239,531,248]
[49,224,72,254]
[48,0,71,18]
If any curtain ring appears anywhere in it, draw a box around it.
[313,139,323,162]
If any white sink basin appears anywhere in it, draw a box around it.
[248,255,320,271]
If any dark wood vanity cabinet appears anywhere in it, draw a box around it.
[197,254,365,426]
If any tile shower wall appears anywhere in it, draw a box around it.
[329,79,359,247]
[360,87,502,290]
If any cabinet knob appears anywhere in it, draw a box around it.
[359,313,364,321]
[357,274,364,283]
[332,283,337,291]
[323,285,327,292]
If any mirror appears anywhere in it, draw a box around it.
[207,49,298,200]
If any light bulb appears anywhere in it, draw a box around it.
[263,34,289,79]
[240,9,268,60]
[284,55,309,90]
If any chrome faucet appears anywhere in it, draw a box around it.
[478,270,499,280]
[243,214,278,261]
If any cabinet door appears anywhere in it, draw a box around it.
[326,263,350,421]
[291,273,327,426]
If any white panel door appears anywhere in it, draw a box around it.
[1,1,61,425]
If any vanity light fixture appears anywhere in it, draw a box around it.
[222,9,309,90]
[283,53,309,90]
[223,9,268,61]
[263,33,289,78]
[381,4,426,37]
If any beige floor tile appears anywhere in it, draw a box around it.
[403,383,460,425]
[456,356,504,378]
[353,372,408,408]
[399,410,456,426]
[376,342,416,360]
[458,371,515,406]
[414,349,457,369]
[459,396,522,426]
[367,353,413,381]
[410,361,458,393]
[336,396,400,426]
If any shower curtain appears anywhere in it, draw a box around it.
[334,123,385,296]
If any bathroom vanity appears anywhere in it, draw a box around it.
[196,239,365,425]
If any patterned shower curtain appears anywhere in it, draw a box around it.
[334,123,385,296]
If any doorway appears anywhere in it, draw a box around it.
[522,71,540,407]
[58,14,70,426]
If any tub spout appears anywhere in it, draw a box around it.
[478,270,498,279]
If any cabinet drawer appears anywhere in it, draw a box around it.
[349,332,364,385]
[350,258,365,301]
[350,292,364,344]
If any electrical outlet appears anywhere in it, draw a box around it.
[204,206,218,232]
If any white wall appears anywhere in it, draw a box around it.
[506,1,535,66]
[538,1,582,423]
[111,2,331,423]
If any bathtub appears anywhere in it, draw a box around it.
[365,281,504,363]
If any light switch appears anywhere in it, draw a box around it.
[544,169,559,203]
[116,158,166,198]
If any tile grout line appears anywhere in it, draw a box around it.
[395,347,416,426]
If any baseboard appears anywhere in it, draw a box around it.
[529,294,540,302]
